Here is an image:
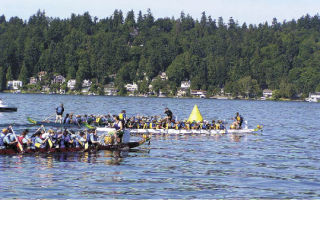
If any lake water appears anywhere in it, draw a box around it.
[0,93,319,199]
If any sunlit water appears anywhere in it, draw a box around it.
[0,93,319,199]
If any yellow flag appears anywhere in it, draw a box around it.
[187,105,203,122]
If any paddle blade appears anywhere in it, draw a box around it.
[84,123,95,129]
[27,117,37,124]
[48,139,53,148]
[17,143,23,152]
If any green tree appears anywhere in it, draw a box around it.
[18,62,28,85]
[6,66,13,82]
[0,67,5,91]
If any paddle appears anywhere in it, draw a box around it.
[27,117,37,124]
[84,122,95,130]
[10,126,23,153]
[43,114,56,122]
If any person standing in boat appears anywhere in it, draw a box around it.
[55,104,64,124]
[119,110,127,125]
[235,112,244,129]
[113,115,124,144]
[164,108,173,123]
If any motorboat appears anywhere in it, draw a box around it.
[0,98,17,112]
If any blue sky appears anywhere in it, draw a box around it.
[1,0,320,24]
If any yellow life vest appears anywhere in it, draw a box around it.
[143,123,148,129]
[215,123,220,130]
[35,143,41,148]
[96,117,101,123]
[104,136,112,144]
[119,113,124,120]
[236,116,241,121]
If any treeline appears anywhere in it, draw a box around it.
[1,9,320,98]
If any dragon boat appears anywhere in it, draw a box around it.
[27,117,93,128]
[0,137,149,155]
[95,126,262,135]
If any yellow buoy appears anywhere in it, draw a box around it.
[187,105,203,122]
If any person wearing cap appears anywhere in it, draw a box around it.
[3,129,17,149]
[0,128,8,149]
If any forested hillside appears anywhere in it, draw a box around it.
[1,9,320,98]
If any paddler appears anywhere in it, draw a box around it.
[17,129,32,148]
[89,129,99,146]
[33,131,49,148]
[235,112,244,129]
[0,128,8,149]
[119,110,127,125]
[112,115,124,144]
[164,108,173,123]
[3,128,18,149]
[55,103,64,124]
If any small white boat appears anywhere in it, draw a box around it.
[0,99,17,112]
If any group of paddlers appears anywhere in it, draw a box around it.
[54,104,244,130]
[0,125,124,152]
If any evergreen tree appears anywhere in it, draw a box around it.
[18,62,28,85]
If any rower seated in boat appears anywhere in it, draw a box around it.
[3,128,18,149]
[0,128,9,149]
[112,115,124,144]
[17,130,32,148]
[33,131,49,149]
[59,130,72,149]
[89,129,99,146]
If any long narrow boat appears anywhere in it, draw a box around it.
[96,126,263,135]
[0,138,149,155]
[27,117,101,128]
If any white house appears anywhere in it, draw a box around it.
[82,79,92,88]
[125,83,138,92]
[67,79,76,90]
[7,80,23,90]
[263,89,273,98]
[181,80,191,89]
[306,92,320,102]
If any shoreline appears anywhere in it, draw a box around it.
[0,90,306,102]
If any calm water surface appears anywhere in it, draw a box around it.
[0,93,319,199]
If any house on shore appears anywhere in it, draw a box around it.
[67,79,76,90]
[29,77,38,85]
[51,75,65,85]
[306,92,320,102]
[190,90,207,98]
[262,89,273,98]
[177,80,191,97]
[7,80,22,90]
[104,82,117,96]
[125,83,138,92]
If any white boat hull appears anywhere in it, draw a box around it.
[96,128,258,135]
